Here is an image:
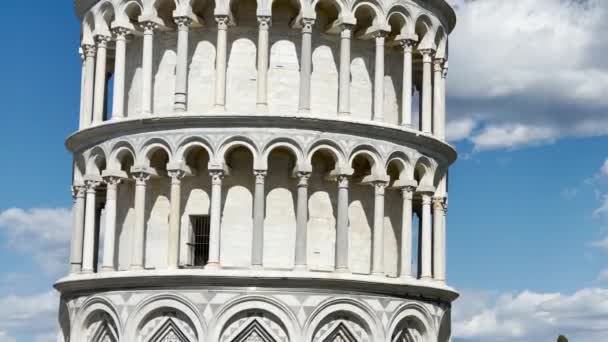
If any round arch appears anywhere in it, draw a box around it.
[217,136,260,168]
[209,295,301,342]
[306,139,346,167]
[386,5,415,39]
[261,137,305,170]
[348,145,382,175]
[92,0,116,37]
[123,293,205,342]
[138,138,173,166]
[108,141,136,170]
[174,136,215,164]
[304,297,384,342]
[413,155,436,188]
[387,303,436,342]
[72,296,122,342]
[385,151,413,181]
[86,146,108,175]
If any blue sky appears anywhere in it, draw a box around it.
[1,0,608,341]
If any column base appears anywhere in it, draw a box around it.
[293,265,308,272]
[256,103,268,113]
[101,266,115,272]
[211,105,226,114]
[205,262,221,270]
[251,264,263,270]
[130,265,144,271]
[297,108,310,115]
[399,275,414,281]
[81,269,94,274]
[334,267,350,273]
[70,264,82,273]
[372,272,385,277]
[337,111,350,118]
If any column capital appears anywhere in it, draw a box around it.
[419,48,435,62]
[111,26,130,39]
[397,39,417,53]
[420,193,433,205]
[433,58,446,71]
[301,17,315,33]
[209,169,225,185]
[215,15,229,29]
[167,168,186,182]
[257,15,271,28]
[371,180,388,195]
[72,185,86,199]
[131,167,152,184]
[339,24,354,38]
[103,175,122,187]
[296,172,311,187]
[82,44,96,57]
[84,179,101,191]
[254,169,267,184]
[337,174,350,188]
[139,21,159,33]
[95,35,112,47]
[174,16,192,30]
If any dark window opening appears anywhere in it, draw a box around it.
[189,215,210,266]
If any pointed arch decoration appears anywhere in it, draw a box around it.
[232,320,277,342]
[322,322,358,342]
[91,319,118,342]
[148,318,192,342]
[391,323,424,342]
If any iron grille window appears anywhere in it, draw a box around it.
[189,215,210,266]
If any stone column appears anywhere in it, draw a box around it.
[207,170,224,269]
[399,185,415,279]
[130,171,151,270]
[82,44,96,128]
[78,49,86,129]
[432,59,444,139]
[373,33,386,122]
[298,18,314,114]
[82,179,100,273]
[294,172,310,270]
[256,16,271,112]
[252,170,267,268]
[433,197,447,282]
[69,185,86,273]
[338,25,353,117]
[335,175,350,272]
[420,49,433,133]
[167,169,185,269]
[440,63,448,141]
[400,40,415,127]
[111,27,129,120]
[141,21,158,114]
[420,192,433,279]
[174,16,192,112]
[93,35,111,124]
[101,176,121,271]
[214,16,229,109]
[371,181,387,276]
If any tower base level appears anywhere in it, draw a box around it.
[57,277,452,342]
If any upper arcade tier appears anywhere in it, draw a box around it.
[75,0,454,142]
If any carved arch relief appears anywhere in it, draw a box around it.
[314,319,368,342]
[140,313,197,342]
[222,316,288,342]
[87,316,118,342]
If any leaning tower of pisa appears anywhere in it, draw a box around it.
[57,0,456,341]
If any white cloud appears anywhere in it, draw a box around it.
[447,0,608,151]
[0,291,58,341]
[0,331,16,342]
[446,117,478,142]
[0,208,72,275]
[601,160,608,177]
[470,124,557,151]
[454,288,608,342]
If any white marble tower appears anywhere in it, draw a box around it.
[56,0,457,341]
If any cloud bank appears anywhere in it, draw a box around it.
[446,0,608,151]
